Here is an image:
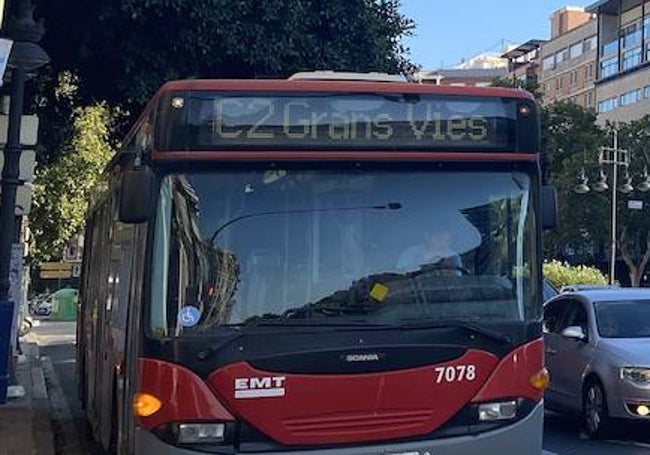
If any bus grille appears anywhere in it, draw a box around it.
[283,410,433,437]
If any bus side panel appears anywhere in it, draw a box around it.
[82,202,112,437]
[98,218,136,449]
[122,223,148,453]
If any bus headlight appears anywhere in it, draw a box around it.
[620,367,650,386]
[177,423,225,444]
[477,400,517,421]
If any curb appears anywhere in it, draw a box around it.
[23,334,56,455]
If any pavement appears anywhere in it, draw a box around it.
[0,331,55,455]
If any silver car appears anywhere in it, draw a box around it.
[543,289,650,438]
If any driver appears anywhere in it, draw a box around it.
[396,230,463,275]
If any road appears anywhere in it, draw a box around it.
[32,320,650,455]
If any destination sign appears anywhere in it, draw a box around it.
[159,92,524,152]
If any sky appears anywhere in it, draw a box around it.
[400,0,592,70]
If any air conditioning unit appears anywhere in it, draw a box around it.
[288,71,408,83]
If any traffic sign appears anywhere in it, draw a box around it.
[40,270,72,280]
[40,262,73,271]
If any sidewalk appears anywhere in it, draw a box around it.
[0,332,55,455]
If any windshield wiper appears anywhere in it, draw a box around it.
[195,320,392,361]
[399,319,512,345]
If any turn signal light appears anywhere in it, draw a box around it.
[134,392,162,417]
[530,367,550,391]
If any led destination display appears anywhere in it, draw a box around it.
[159,92,529,152]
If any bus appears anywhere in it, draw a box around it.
[77,72,556,454]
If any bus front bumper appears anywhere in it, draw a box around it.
[135,401,543,455]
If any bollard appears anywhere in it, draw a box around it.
[0,300,15,404]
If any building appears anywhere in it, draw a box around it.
[417,67,507,86]
[501,39,546,87]
[417,51,508,86]
[587,0,650,123]
[539,6,598,109]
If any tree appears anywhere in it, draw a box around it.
[29,96,117,261]
[35,0,415,112]
[542,102,608,264]
[491,76,543,101]
[607,116,650,286]
[29,0,415,260]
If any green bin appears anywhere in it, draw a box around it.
[50,288,78,321]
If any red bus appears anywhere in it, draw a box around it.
[77,72,555,454]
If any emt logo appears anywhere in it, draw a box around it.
[234,376,286,399]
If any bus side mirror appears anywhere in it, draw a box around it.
[119,166,155,223]
[541,185,557,230]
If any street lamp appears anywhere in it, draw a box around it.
[573,129,650,285]
[0,0,48,404]
[0,0,49,301]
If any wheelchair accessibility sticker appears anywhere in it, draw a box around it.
[178,306,201,327]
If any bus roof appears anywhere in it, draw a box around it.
[155,79,536,101]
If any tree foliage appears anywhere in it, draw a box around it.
[607,116,650,286]
[35,0,415,110]
[543,260,608,288]
[28,0,415,260]
[541,104,650,286]
[542,102,607,262]
[29,99,117,261]
[491,76,543,101]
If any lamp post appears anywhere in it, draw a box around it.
[573,129,645,285]
[600,130,627,285]
[0,0,49,301]
[0,0,48,403]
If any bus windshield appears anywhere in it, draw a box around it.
[149,169,537,337]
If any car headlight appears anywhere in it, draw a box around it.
[620,367,650,386]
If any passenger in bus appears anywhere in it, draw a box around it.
[396,230,463,275]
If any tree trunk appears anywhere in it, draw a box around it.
[618,228,650,287]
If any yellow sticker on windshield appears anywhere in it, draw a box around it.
[370,283,389,302]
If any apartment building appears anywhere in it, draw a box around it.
[588,0,650,123]
[501,40,546,86]
[539,7,598,109]
[417,67,507,86]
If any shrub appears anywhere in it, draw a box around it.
[543,260,608,288]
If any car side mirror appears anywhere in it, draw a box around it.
[118,166,155,223]
[541,185,558,230]
[561,326,586,341]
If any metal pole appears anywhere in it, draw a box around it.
[0,64,26,301]
[610,129,618,285]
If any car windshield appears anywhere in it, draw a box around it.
[149,169,537,337]
[594,299,650,338]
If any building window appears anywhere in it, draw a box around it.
[644,16,650,40]
[570,42,583,59]
[644,86,650,99]
[620,90,640,106]
[584,35,597,52]
[621,23,642,48]
[556,76,563,90]
[622,48,642,70]
[585,91,594,108]
[598,97,617,112]
[570,70,578,85]
[584,63,594,81]
[542,55,555,71]
[556,48,569,64]
[602,39,618,56]
[600,57,618,78]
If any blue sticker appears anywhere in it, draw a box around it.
[178,306,201,327]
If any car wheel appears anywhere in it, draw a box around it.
[583,379,609,438]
